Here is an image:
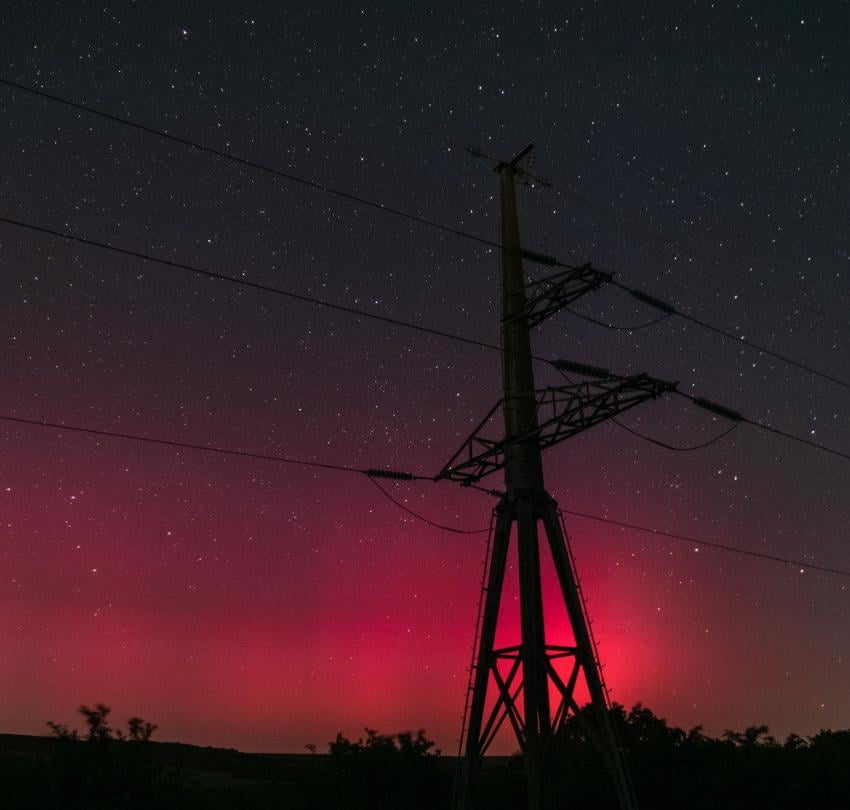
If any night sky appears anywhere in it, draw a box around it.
[1,2,848,754]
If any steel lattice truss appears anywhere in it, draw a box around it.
[439,374,677,484]
[505,263,611,329]
[477,643,591,756]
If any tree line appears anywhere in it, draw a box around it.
[1,702,848,809]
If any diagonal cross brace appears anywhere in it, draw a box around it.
[439,374,677,484]
[504,263,612,329]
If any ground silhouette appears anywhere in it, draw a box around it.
[1,703,849,809]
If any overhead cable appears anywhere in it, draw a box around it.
[566,306,673,332]
[553,360,738,452]
[552,360,848,462]
[0,215,527,360]
[0,78,565,270]
[611,417,741,452]
[7,76,843,388]
[462,484,850,578]
[8,78,843,396]
[614,280,850,392]
[561,509,850,579]
[420,128,597,208]
[3,411,846,565]
[0,413,430,479]
[1,215,847,468]
[484,141,850,337]
[676,391,850,463]
[367,476,489,534]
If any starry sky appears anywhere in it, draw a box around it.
[1,1,848,754]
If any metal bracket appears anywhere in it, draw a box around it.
[504,264,612,329]
[439,374,677,485]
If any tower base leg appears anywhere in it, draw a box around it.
[458,491,638,810]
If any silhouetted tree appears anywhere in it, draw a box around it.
[40,704,165,809]
[5,702,850,810]
[127,716,158,742]
[78,704,113,741]
[318,728,447,810]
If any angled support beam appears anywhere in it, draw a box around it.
[439,373,677,485]
[504,264,612,329]
[479,656,524,755]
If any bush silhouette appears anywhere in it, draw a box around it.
[3,702,850,809]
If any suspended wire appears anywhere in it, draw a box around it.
[623,186,850,336]
[1,94,845,575]
[610,417,741,452]
[367,475,489,534]
[744,417,850,462]
[0,412,431,479]
[675,303,850,391]
[565,306,673,332]
[14,78,846,344]
[553,363,736,452]
[3,411,847,572]
[0,77,572,271]
[0,215,531,361]
[1,222,847,467]
[674,391,850,463]
[491,141,850,337]
[554,364,847,460]
[561,508,850,579]
[7,77,845,396]
[611,279,850,392]
[7,75,844,390]
[459,484,850,578]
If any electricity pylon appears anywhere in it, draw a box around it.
[440,144,675,810]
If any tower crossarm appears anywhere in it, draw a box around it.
[504,263,612,329]
[438,373,677,484]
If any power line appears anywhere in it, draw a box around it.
[462,484,850,578]
[677,391,850,463]
[0,77,569,271]
[0,410,481,534]
[7,74,844,396]
[621,185,850,337]
[368,476,488,534]
[553,362,850,463]
[419,131,848,393]
[675,302,850,391]
[565,306,673,332]
[0,410,492,535]
[6,92,846,610]
[612,281,850,392]
[744,417,850,462]
[8,76,845,398]
[0,412,430,479]
[561,508,850,580]
[0,215,516,359]
[553,362,739,453]
[3,216,848,469]
[489,139,850,337]
[3,411,846,573]
[611,417,741,452]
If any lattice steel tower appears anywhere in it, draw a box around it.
[440,145,675,810]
